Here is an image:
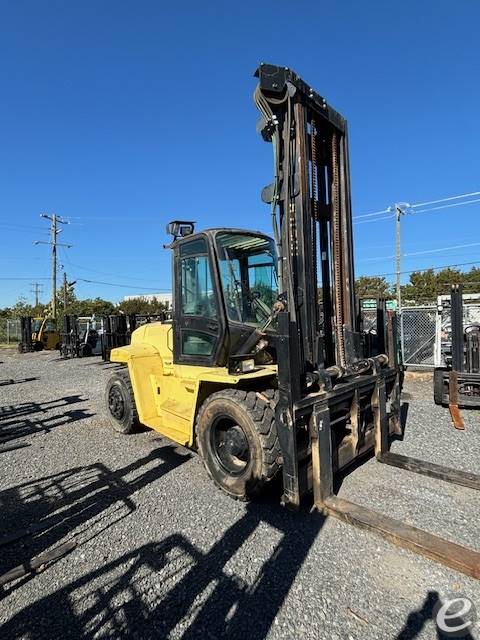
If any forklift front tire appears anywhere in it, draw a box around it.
[105,369,139,434]
[196,388,281,501]
[79,343,92,358]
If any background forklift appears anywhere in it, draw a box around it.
[434,285,480,428]
[106,64,480,578]
[60,315,103,358]
[102,313,167,361]
[18,316,60,353]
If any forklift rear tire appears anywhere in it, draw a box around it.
[434,368,446,406]
[196,388,281,501]
[105,369,139,434]
[33,341,43,352]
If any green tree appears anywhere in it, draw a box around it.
[400,266,480,304]
[355,276,393,298]
[118,297,168,316]
[8,297,48,318]
[67,297,117,318]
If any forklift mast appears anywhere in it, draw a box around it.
[255,63,357,378]
[254,64,396,507]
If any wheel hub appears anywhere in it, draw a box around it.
[108,386,125,420]
[212,419,250,476]
[224,425,248,458]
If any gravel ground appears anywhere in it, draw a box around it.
[0,349,479,639]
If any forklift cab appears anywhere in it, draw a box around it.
[32,317,60,350]
[170,224,278,368]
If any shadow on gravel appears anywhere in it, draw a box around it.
[0,396,91,446]
[1,500,324,639]
[0,445,191,592]
[0,377,37,386]
[396,590,475,639]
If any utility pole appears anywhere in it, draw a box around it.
[35,214,72,320]
[30,282,43,307]
[63,271,67,312]
[395,204,403,312]
[391,202,411,312]
[51,214,57,318]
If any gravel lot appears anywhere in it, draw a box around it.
[0,349,479,639]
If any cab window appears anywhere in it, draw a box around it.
[178,237,219,359]
[181,255,217,319]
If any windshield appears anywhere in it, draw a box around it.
[216,232,278,327]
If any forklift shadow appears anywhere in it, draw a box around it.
[0,445,191,592]
[0,501,325,638]
[0,377,37,386]
[0,395,86,421]
[0,396,90,447]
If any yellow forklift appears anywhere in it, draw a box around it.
[105,64,480,578]
[18,316,61,353]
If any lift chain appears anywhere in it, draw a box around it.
[331,131,346,367]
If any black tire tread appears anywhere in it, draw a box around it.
[105,368,139,433]
[195,387,280,499]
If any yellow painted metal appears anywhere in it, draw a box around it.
[32,317,60,351]
[110,322,277,446]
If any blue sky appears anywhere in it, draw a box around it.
[1,0,479,307]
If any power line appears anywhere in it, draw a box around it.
[354,189,480,222]
[0,224,49,232]
[410,190,480,209]
[65,259,164,283]
[405,241,480,257]
[65,215,163,223]
[409,197,480,216]
[363,260,480,279]
[353,209,390,220]
[354,214,395,225]
[74,277,169,291]
[358,240,480,263]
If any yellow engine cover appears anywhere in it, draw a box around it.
[110,322,276,446]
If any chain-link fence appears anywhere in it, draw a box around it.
[0,318,21,345]
[400,306,436,368]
